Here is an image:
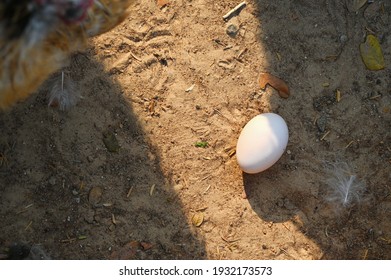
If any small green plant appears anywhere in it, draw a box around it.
[195,141,208,148]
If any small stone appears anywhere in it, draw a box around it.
[340,34,348,44]
[316,115,328,133]
[84,209,95,224]
[226,24,239,38]
[109,224,116,231]
[48,177,56,186]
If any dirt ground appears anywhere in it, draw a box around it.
[1,0,391,260]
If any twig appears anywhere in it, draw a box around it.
[223,1,247,21]
[280,248,296,260]
[236,48,248,59]
[320,130,330,141]
[25,221,32,231]
[220,234,240,243]
[345,140,354,149]
[362,249,368,260]
[203,185,211,194]
[61,234,77,243]
[183,178,189,188]
[61,238,77,243]
[282,223,291,232]
[369,94,382,100]
[17,203,34,214]
[196,206,208,211]
[126,186,134,198]
[130,50,142,62]
[149,184,156,196]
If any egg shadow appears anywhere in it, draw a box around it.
[242,159,322,227]
[243,168,296,224]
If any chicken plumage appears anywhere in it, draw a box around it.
[0,0,134,110]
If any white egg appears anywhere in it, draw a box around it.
[236,113,289,174]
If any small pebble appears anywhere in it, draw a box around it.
[340,34,348,44]
[226,24,239,38]
[84,209,95,224]
[316,115,328,133]
[48,177,56,186]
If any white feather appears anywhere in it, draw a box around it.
[324,161,365,207]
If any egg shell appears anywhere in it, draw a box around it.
[236,113,289,174]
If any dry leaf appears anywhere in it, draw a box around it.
[109,241,140,260]
[347,0,367,12]
[140,242,153,250]
[192,212,204,227]
[157,0,169,7]
[360,35,385,71]
[336,89,341,102]
[259,73,290,98]
[88,186,103,205]
[103,130,120,153]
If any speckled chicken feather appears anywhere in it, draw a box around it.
[0,0,134,110]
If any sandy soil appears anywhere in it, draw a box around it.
[1,0,391,260]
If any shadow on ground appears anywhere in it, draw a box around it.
[0,51,206,260]
[243,0,391,259]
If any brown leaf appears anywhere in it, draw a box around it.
[140,242,153,250]
[157,0,169,8]
[102,130,120,153]
[88,186,103,206]
[110,241,140,260]
[259,73,290,98]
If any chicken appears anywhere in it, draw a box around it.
[0,0,134,110]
